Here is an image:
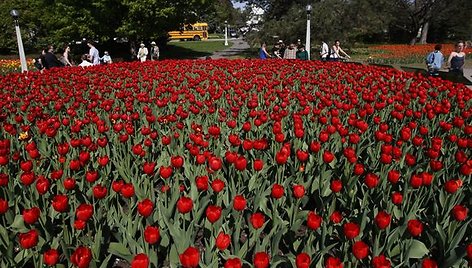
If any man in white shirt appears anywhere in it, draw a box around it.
[87,41,100,65]
[320,41,329,60]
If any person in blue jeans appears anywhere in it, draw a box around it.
[425,44,444,76]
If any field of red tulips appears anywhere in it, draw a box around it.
[366,44,470,64]
[0,59,471,268]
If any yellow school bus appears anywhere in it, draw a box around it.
[168,22,209,41]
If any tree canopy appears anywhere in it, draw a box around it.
[240,0,472,47]
[0,0,226,53]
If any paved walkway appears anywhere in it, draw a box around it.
[202,38,250,59]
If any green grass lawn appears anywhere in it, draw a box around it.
[160,40,232,59]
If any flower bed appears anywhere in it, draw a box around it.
[0,60,471,268]
[0,59,34,75]
[365,44,470,64]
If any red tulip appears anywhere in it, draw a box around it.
[121,183,135,198]
[179,246,199,268]
[63,177,76,190]
[215,232,231,250]
[177,196,193,214]
[92,184,107,199]
[407,219,423,237]
[143,162,156,175]
[322,151,334,163]
[208,156,222,171]
[144,226,160,244]
[330,211,343,224]
[70,246,92,268]
[372,255,391,268]
[22,207,40,225]
[52,194,69,213]
[292,184,305,198]
[352,241,369,259]
[451,205,468,221]
[421,258,438,268]
[343,222,360,239]
[131,253,149,268]
[444,179,461,193]
[206,205,222,223]
[75,204,93,221]
[374,211,391,229]
[224,257,242,268]
[233,195,247,211]
[307,211,322,230]
[43,248,60,266]
[295,252,311,268]
[159,166,173,179]
[271,184,284,199]
[0,198,8,214]
[18,229,39,249]
[325,256,343,268]
[253,159,264,171]
[330,179,342,193]
[195,176,209,191]
[253,252,270,268]
[364,173,379,188]
[211,179,225,193]
[391,192,403,205]
[137,198,154,217]
[250,212,265,229]
[171,155,184,168]
[467,243,472,260]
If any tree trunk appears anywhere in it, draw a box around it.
[419,21,429,44]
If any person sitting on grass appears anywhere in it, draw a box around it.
[79,54,93,67]
[447,41,466,76]
[100,51,113,64]
[425,44,444,76]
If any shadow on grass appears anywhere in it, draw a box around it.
[401,66,472,85]
[159,45,213,60]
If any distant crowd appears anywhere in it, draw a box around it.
[33,41,160,71]
[259,39,351,61]
[260,39,467,78]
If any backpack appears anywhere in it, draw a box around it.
[426,52,435,66]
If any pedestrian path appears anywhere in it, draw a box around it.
[202,38,250,59]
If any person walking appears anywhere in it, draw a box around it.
[447,41,466,76]
[87,41,100,65]
[137,43,148,62]
[425,44,444,76]
[150,41,160,60]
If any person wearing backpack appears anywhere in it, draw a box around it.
[425,44,444,76]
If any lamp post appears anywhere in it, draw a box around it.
[305,4,312,60]
[10,9,27,73]
[224,20,228,46]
